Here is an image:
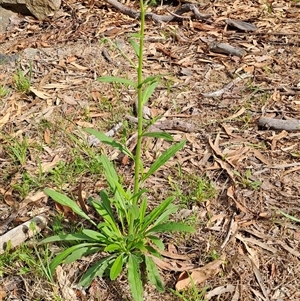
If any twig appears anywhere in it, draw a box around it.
[221,213,236,249]
[104,0,211,22]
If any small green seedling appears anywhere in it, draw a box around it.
[14,68,31,93]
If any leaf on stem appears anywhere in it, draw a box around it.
[129,38,140,58]
[84,129,133,159]
[142,132,174,141]
[141,140,186,183]
[141,196,175,232]
[142,81,159,105]
[41,233,94,243]
[49,243,98,274]
[97,76,137,88]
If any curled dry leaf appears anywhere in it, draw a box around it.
[175,255,226,291]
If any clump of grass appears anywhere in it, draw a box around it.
[14,68,31,93]
[0,85,9,98]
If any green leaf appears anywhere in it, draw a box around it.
[49,243,98,274]
[142,80,159,105]
[142,140,186,183]
[129,38,140,58]
[152,203,178,227]
[97,192,121,234]
[84,129,133,159]
[44,189,96,226]
[97,76,136,88]
[139,197,147,225]
[79,255,115,287]
[142,132,173,141]
[41,233,92,243]
[141,76,159,86]
[82,229,110,243]
[64,246,101,264]
[147,235,164,250]
[110,253,125,280]
[128,254,143,301]
[141,196,175,232]
[104,243,122,252]
[145,255,164,292]
[144,245,161,258]
[146,222,195,234]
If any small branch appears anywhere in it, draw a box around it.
[103,0,212,22]
[0,216,47,254]
[258,117,300,132]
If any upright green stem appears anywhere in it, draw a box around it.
[133,1,145,205]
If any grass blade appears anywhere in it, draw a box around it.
[280,211,300,223]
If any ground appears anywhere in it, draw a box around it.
[0,0,300,300]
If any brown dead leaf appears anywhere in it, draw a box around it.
[30,87,51,99]
[149,255,196,272]
[0,112,10,129]
[41,155,61,172]
[56,266,78,301]
[175,256,226,291]
[20,191,47,210]
[223,107,245,121]
[227,186,249,213]
[77,181,88,215]
[44,129,51,144]
[252,149,271,166]
[0,289,6,301]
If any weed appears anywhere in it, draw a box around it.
[0,85,9,98]
[233,169,262,190]
[169,172,216,205]
[14,67,32,93]
[171,281,208,301]
[5,136,29,166]
[41,1,195,300]
[0,241,53,282]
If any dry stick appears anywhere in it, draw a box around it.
[104,0,211,22]
[258,117,300,132]
[221,213,236,249]
[0,216,47,254]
